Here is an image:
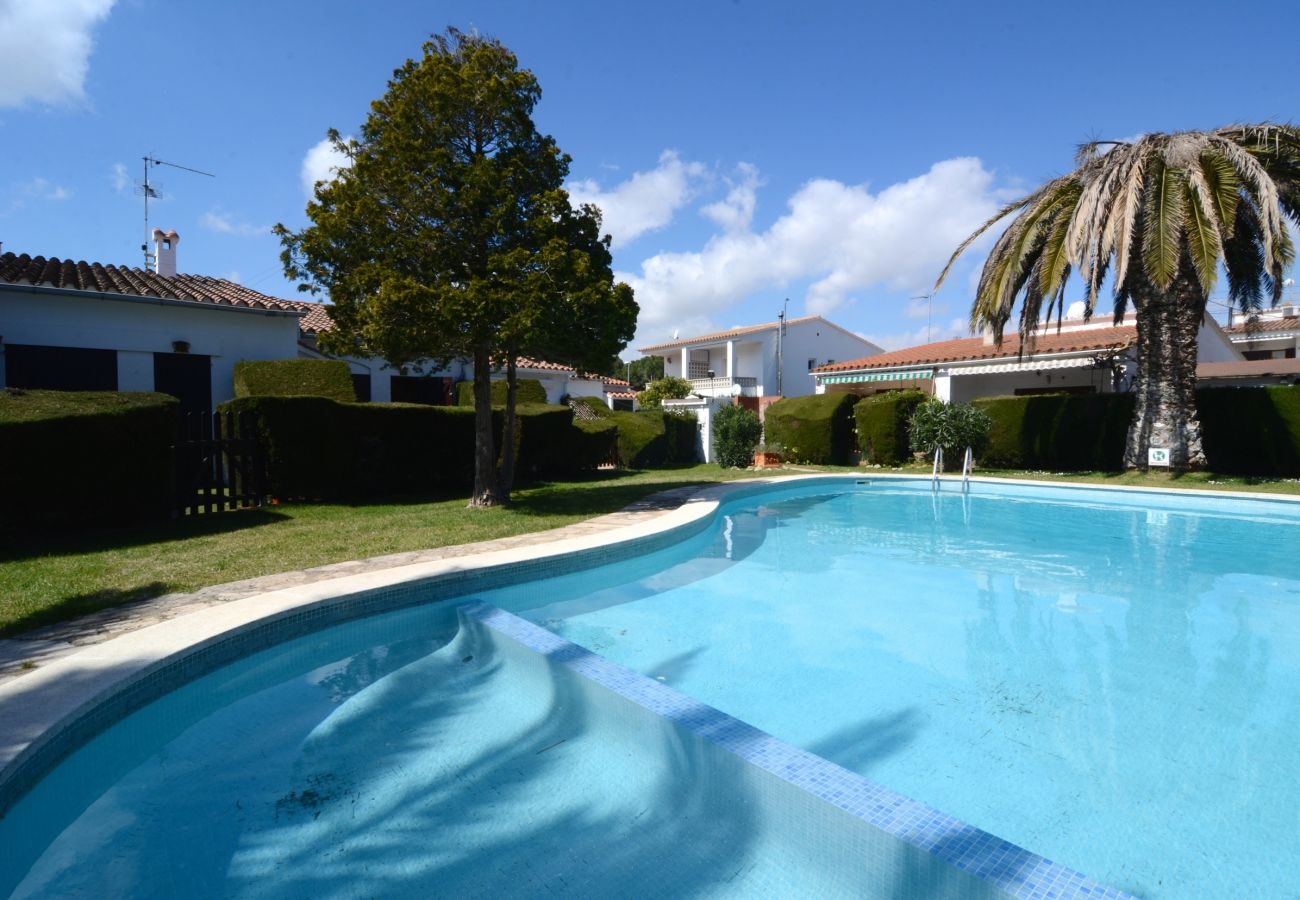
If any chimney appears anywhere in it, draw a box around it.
[152,228,179,277]
[982,325,995,346]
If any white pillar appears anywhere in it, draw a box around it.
[725,340,734,379]
[681,347,689,380]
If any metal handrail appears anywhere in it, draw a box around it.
[961,446,974,491]
[931,446,944,489]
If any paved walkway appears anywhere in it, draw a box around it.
[0,485,702,685]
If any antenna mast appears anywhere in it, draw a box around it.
[138,155,214,270]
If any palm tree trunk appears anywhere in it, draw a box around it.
[1123,270,1207,471]
[469,344,502,507]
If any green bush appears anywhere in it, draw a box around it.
[0,389,178,530]
[974,393,1134,471]
[909,400,992,467]
[713,403,762,468]
[763,393,861,464]
[1198,385,1300,475]
[233,359,356,402]
[598,408,696,467]
[455,378,549,407]
[636,376,692,409]
[221,397,606,499]
[854,390,928,466]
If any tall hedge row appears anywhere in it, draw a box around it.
[0,389,178,530]
[220,397,614,499]
[570,397,696,467]
[233,359,356,403]
[455,378,549,407]
[854,390,928,466]
[974,393,1135,471]
[763,393,861,464]
[1197,385,1300,475]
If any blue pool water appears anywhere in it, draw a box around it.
[2,478,1298,897]
[484,481,1300,898]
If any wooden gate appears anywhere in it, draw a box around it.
[173,410,267,516]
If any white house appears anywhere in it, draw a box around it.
[639,315,882,402]
[1223,304,1300,361]
[814,314,1240,402]
[638,315,882,462]
[1,235,643,412]
[0,236,310,415]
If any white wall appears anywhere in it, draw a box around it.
[0,286,301,406]
[779,321,880,398]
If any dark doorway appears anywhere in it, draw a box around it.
[351,373,372,402]
[154,352,212,416]
[391,375,453,405]
[4,344,118,391]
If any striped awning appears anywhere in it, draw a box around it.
[819,369,932,385]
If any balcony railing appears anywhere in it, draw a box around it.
[687,376,759,397]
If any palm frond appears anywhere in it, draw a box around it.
[1141,155,1185,289]
[1182,169,1223,294]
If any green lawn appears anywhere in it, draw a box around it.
[3,463,1297,638]
[0,466,764,637]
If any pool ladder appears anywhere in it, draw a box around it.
[932,446,975,492]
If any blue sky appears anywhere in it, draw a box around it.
[2,0,1297,353]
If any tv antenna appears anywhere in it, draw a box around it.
[137,155,214,270]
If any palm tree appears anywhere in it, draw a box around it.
[936,124,1300,470]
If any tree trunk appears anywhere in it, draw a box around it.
[1123,269,1207,471]
[469,344,502,507]
[496,355,519,502]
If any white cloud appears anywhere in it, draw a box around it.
[20,177,72,201]
[111,162,128,193]
[567,150,707,247]
[0,0,115,108]
[301,136,352,198]
[701,162,761,232]
[200,209,270,237]
[625,157,1007,342]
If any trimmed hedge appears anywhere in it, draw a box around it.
[854,390,928,466]
[233,359,356,402]
[0,389,178,530]
[567,397,695,467]
[1198,385,1300,475]
[763,393,861,464]
[974,393,1135,471]
[456,378,549,407]
[221,396,613,499]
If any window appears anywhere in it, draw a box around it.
[5,344,117,392]
[807,358,817,371]
[390,375,451,405]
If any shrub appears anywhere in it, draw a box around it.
[455,378,549,406]
[0,389,178,530]
[233,359,356,402]
[974,393,1133,471]
[1198,385,1300,475]
[909,399,992,467]
[636,376,692,409]
[713,403,762,468]
[600,408,696,467]
[221,397,606,499]
[763,393,861,464]
[854,390,928,466]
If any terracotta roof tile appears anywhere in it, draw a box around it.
[0,251,341,335]
[815,325,1137,374]
[515,357,575,372]
[1224,315,1300,336]
[1198,358,1300,379]
[606,390,637,399]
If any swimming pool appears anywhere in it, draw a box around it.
[2,476,1296,897]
